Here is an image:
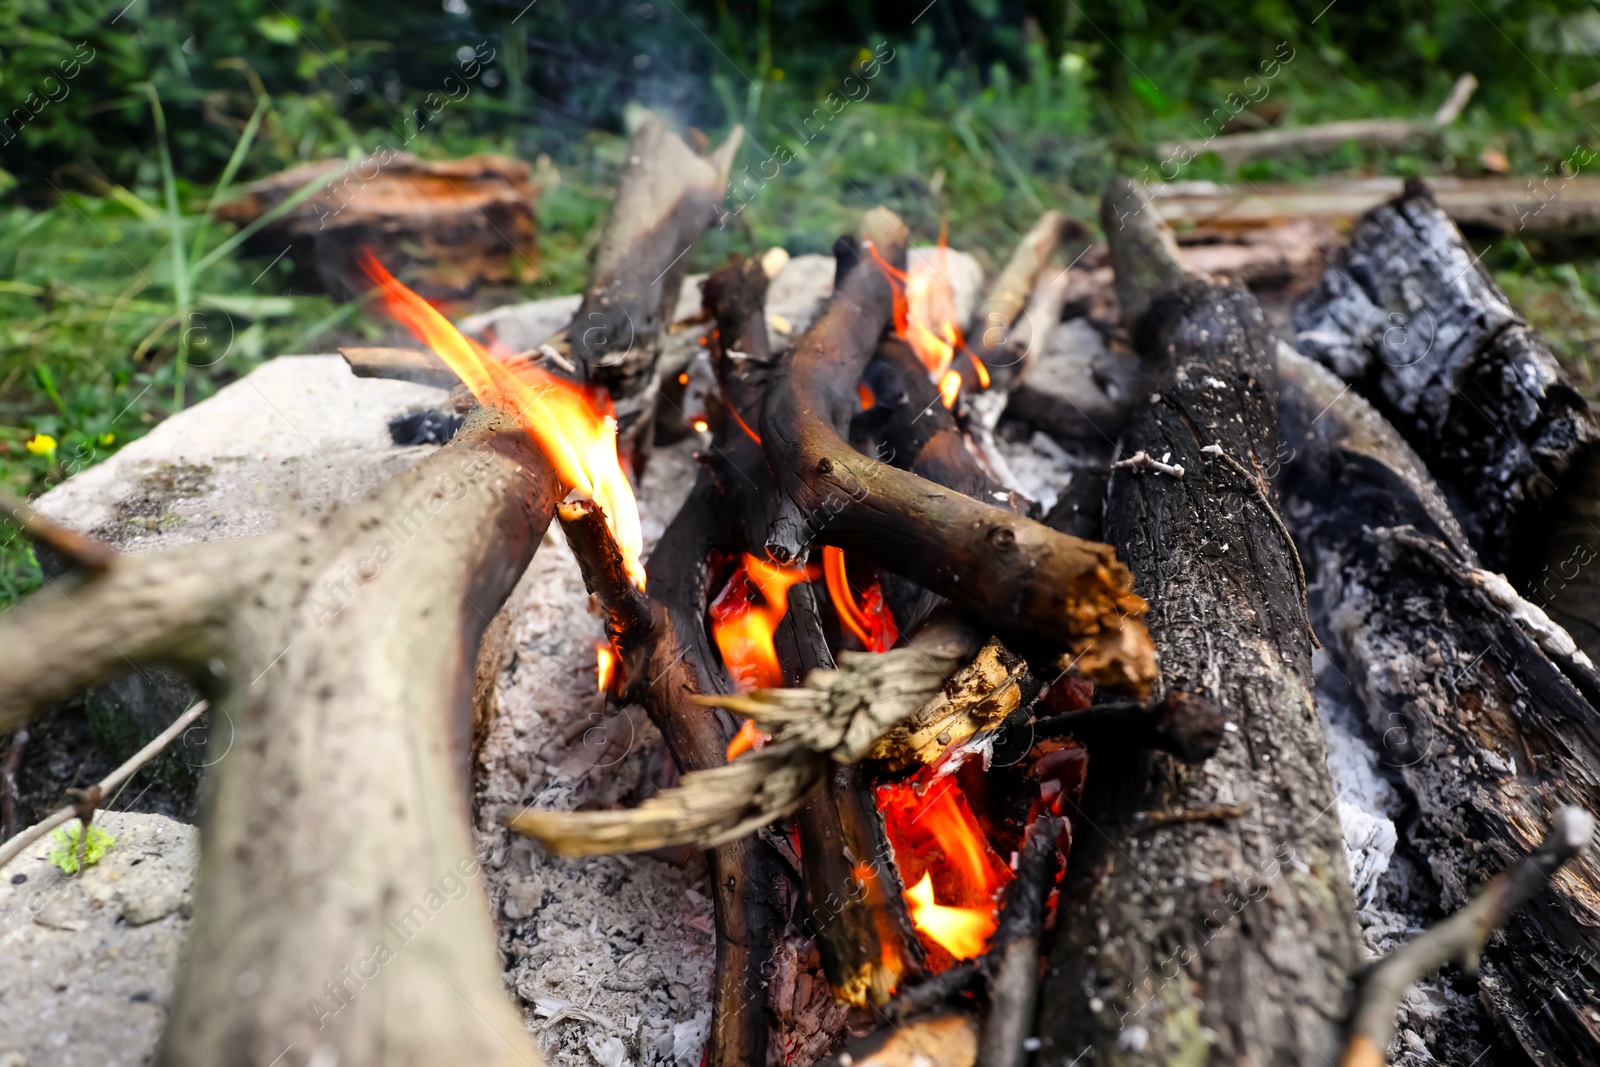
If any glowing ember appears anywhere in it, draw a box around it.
[692,417,709,433]
[595,641,619,693]
[359,253,645,588]
[822,546,898,653]
[709,553,819,691]
[903,873,996,961]
[878,770,1012,965]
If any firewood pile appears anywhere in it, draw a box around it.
[3,113,1600,1067]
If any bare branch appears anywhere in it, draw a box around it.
[1340,806,1595,1067]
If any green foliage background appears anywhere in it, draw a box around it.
[4,0,1600,602]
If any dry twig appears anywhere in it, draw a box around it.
[1339,806,1595,1067]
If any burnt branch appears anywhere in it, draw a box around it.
[557,497,654,647]
[0,486,117,573]
[978,814,1063,1067]
[562,115,743,463]
[1340,808,1594,1067]
[1038,177,1362,1067]
[760,210,1157,694]
[1031,690,1225,764]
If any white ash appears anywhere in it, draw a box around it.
[475,437,717,1067]
[991,430,1081,513]
[1314,650,1400,909]
[1313,653,1496,1065]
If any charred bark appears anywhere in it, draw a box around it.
[1036,178,1362,1067]
[761,210,1156,694]
[1277,346,1600,1063]
[1292,177,1599,573]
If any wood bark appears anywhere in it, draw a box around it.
[1036,178,1361,1067]
[1276,346,1600,1064]
[563,115,741,464]
[1293,177,1598,571]
[760,210,1156,694]
[0,411,558,1066]
[1145,174,1600,237]
[215,152,539,299]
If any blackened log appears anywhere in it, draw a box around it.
[1292,177,1599,572]
[1036,177,1362,1067]
[1276,345,1600,1063]
[1525,447,1600,669]
[760,210,1156,694]
[564,115,742,465]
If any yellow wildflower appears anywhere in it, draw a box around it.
[25,433,56,458]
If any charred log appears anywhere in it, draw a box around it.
[1037,177,1362,1067]
[1293,177,1599,573]
[761,210,1156,693]
[1277,345,1600,1063]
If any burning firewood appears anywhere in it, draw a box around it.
[760,209,1157,692]
[1037,177,1364,1066]
[1277,345,1600,1062]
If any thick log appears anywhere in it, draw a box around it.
[1292,177,1598,571]
[1276,345,1600,1063]
[563,115,741,464]
[215,152,539,299]
[761,210,1156,694]
[0,410,557,1065]
[1036,178,1361,1067]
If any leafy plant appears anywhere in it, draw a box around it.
[49,822,115,874]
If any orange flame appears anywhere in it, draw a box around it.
[878,771,1012,965]
[869,239,984,409]
[596,641,619,693]
[709,553,820,691]
[726,718,768,760]
[359,253,645,588]
[822,546,898,653]
[903,873,996,960]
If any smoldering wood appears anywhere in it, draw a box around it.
[1036,177,1362,1067]
[0,409,561,1066]
[561,116,742,465]
[760,210,1158,694]
[1339,807,1594,1067]
[1030,690,1226,765]
[1276,346,1600,1063]
[1292,177,1599,572]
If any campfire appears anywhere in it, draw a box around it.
[4,112,1600,1067]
